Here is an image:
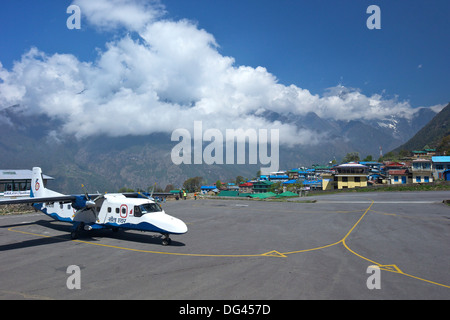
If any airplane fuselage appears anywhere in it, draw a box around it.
[35,194,187,241]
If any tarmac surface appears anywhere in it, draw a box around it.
[1,190,449,300]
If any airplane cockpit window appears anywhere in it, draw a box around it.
[137,203,162,216]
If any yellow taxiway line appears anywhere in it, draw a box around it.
[7,199,450,289]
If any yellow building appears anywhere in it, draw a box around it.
[321,173,335,191]
[322,163,369,190]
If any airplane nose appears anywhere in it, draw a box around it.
[173,218,188,234]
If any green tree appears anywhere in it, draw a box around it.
[215,180,222,189]
[183,176,203,192]
[268,181,282,194]
[235,176,245,185]
[438,135,450,155]
[383,151,396,161]
[118,187,134,193]
[285,181,303,193]
[398,149,410,158]
[342,152,360,163]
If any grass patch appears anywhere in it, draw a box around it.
[0,204,35,216]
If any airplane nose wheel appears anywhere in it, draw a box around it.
[161,233,172,246]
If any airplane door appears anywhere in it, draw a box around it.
[101,205,114,224]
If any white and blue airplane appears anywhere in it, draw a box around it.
[0,167,188,245]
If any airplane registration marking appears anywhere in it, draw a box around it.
[6,199,450,289]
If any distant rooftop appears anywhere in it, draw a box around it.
[432,156,450,163]
[337,163,368,168]
[0,169,54,181]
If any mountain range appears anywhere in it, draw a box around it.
[393,102,450,153]
[0,104,440,193]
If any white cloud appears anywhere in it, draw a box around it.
[73,0,165,31]
[0,0,436,146]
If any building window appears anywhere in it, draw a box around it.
[394,176,398,182]
[416,176,421,183]
[342,177,348,182]
[355,177,361,183]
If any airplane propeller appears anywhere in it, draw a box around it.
[72,185,103,220]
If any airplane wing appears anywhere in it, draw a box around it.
[123,192,173,198]
[0,196,77,205]
[0,194,102,207]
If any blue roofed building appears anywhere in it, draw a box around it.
[200,185,218,194]
[268,171,289,182]
[432,156,450,180]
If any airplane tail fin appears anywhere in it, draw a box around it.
[31,167,63,198]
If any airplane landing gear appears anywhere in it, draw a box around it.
[70,222,84,240]
[70,230,79,240]
[161,233,172,246]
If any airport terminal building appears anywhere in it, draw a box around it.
[0,169,54,197]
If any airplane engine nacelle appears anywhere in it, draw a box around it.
[72,196,95,211]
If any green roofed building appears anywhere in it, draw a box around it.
[252,181,274,193]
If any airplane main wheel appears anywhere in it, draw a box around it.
[70,231,79,240]
[71,223,83,240]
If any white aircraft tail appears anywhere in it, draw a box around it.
[31,167,64,198]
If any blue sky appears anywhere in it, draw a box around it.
[0,0,448,144]
[163,0,449,107]
[1,0,448,108]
